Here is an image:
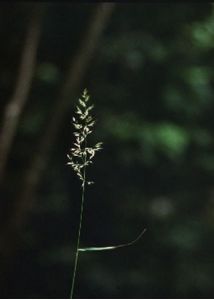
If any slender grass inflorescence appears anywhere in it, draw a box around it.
[67,88,102,186]
[67,89,146,298]
[67,89,102,298]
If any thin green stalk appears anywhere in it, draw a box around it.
[67,89,103,298]
[70,160,86,299]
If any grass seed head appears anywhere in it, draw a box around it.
[67,89,103,185]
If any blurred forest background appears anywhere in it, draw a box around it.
[0,2,214,298]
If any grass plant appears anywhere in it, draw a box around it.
[67,89,146,298]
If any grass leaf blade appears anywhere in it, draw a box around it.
[78,228,147,252]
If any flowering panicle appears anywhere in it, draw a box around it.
[67,89,102,186]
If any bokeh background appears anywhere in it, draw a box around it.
[0,3,214,298]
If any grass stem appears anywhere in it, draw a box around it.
[70,164,86,299]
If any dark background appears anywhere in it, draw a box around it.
[0,3,214,298]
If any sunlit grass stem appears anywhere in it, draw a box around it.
[70,158,86,299]
[67,89,102,298]
[67,89,146,298]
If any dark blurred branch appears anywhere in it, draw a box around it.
[0,5,45,183]
[3,3,115,242]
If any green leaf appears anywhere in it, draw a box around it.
[78,228,147,252]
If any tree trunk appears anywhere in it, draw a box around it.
[0,4,45,183]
